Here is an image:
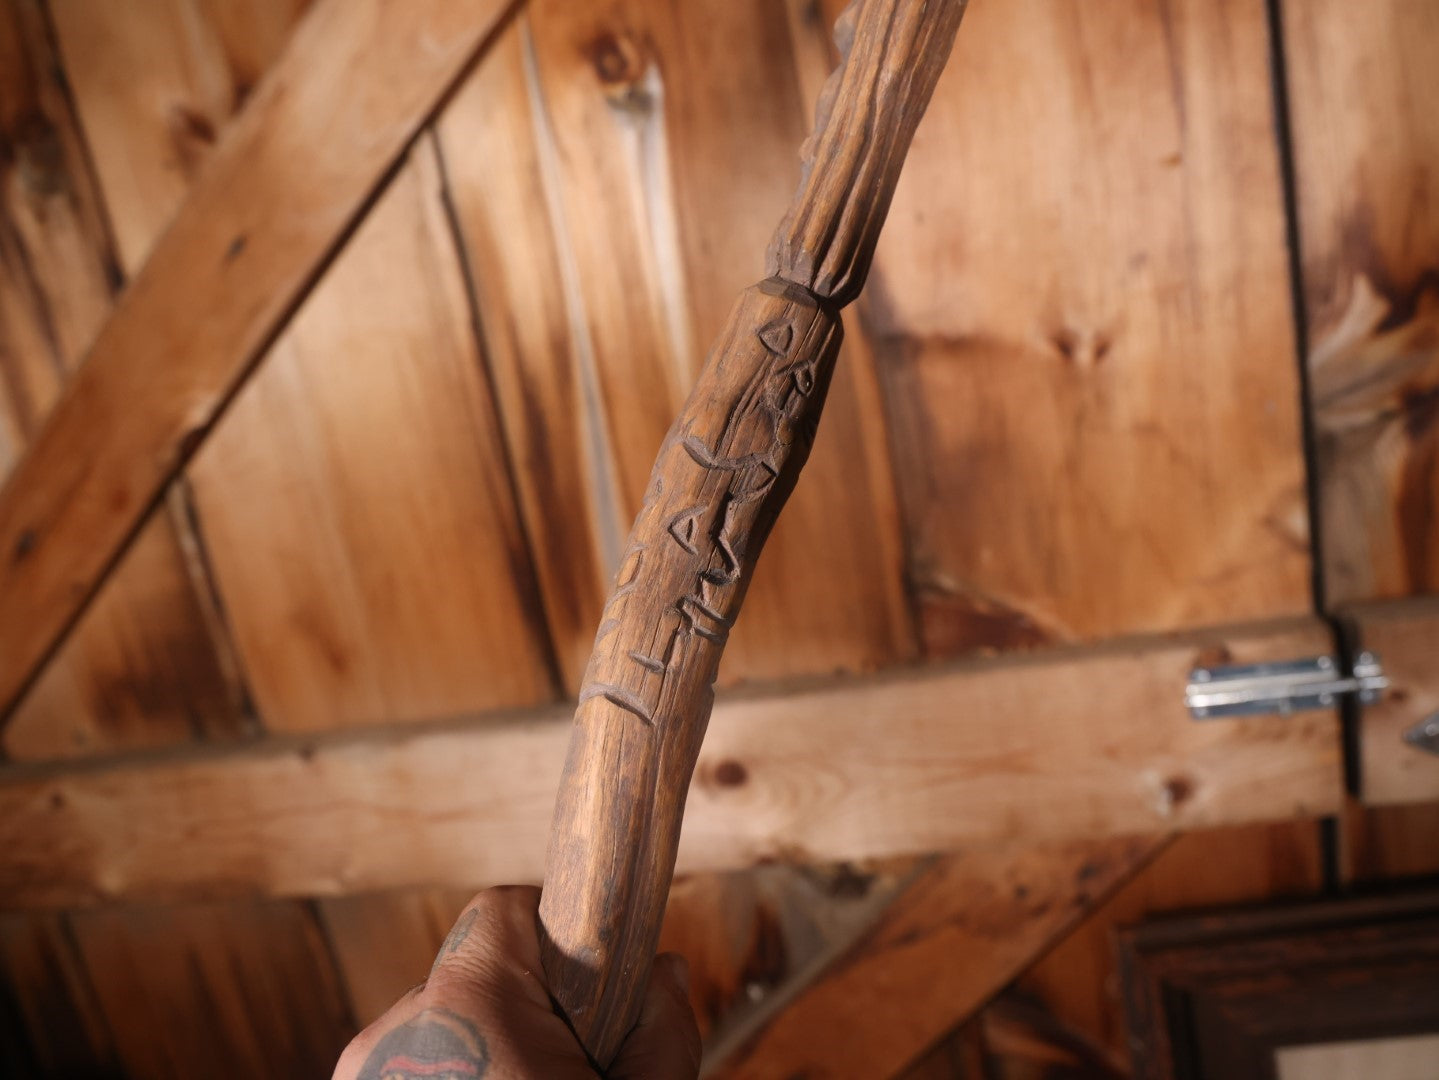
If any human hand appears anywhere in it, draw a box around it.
[332,886,700,1079]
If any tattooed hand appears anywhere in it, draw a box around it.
[332,886,700,1080]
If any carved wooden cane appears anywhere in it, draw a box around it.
[538,0,969,1065]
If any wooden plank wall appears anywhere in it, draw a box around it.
[0,7,358,1077]
[0,3,923,1073]
[835,0,1313,655]
[0,1,1322,757]
[0,0,246,762]
[889,1,1439,1072]
[0,0,1435,1076]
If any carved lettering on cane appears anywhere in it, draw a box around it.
[665,506,705,555]
[543,0,972,1064]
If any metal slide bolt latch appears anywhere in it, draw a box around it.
[1186,653,1388,720]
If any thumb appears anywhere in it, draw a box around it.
[608,953,702,1079]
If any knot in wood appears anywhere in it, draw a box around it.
[10,111,65,196]
[585,31,653,111]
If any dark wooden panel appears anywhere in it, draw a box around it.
[1120,890,1439,1080]
[68,900,354,1080]
[1009,821,1325,1071]
[0,913,118,1077]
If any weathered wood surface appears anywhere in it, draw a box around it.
[0,912,117,1075]
[897,1018,990,1080]
[531,0,964,1058]
[0,0,246,760]
[802,824,1333,1079]
[1343,599,1439,805]
[0,0,521,720]
[68,899,354,1078]
[922,994,1126,1080]
[843,0,1311,655]
[1283,0,1439,604]
[0,618,1340,909]
[705,836,1163,1080]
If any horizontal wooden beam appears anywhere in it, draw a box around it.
[703,835,1167,1079]
[1343,598,1439,805]
[0,619,1341,908]
[0,0,520,719]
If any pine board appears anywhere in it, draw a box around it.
[847,0,1312,654]
[1,0,244,760]
[187,139,557,729]
[0,617,1342,907]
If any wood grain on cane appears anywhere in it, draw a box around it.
[537,0,970,1063]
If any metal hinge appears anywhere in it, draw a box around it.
[1186,653,1388,719]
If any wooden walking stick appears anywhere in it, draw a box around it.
[538,0,969,1064]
